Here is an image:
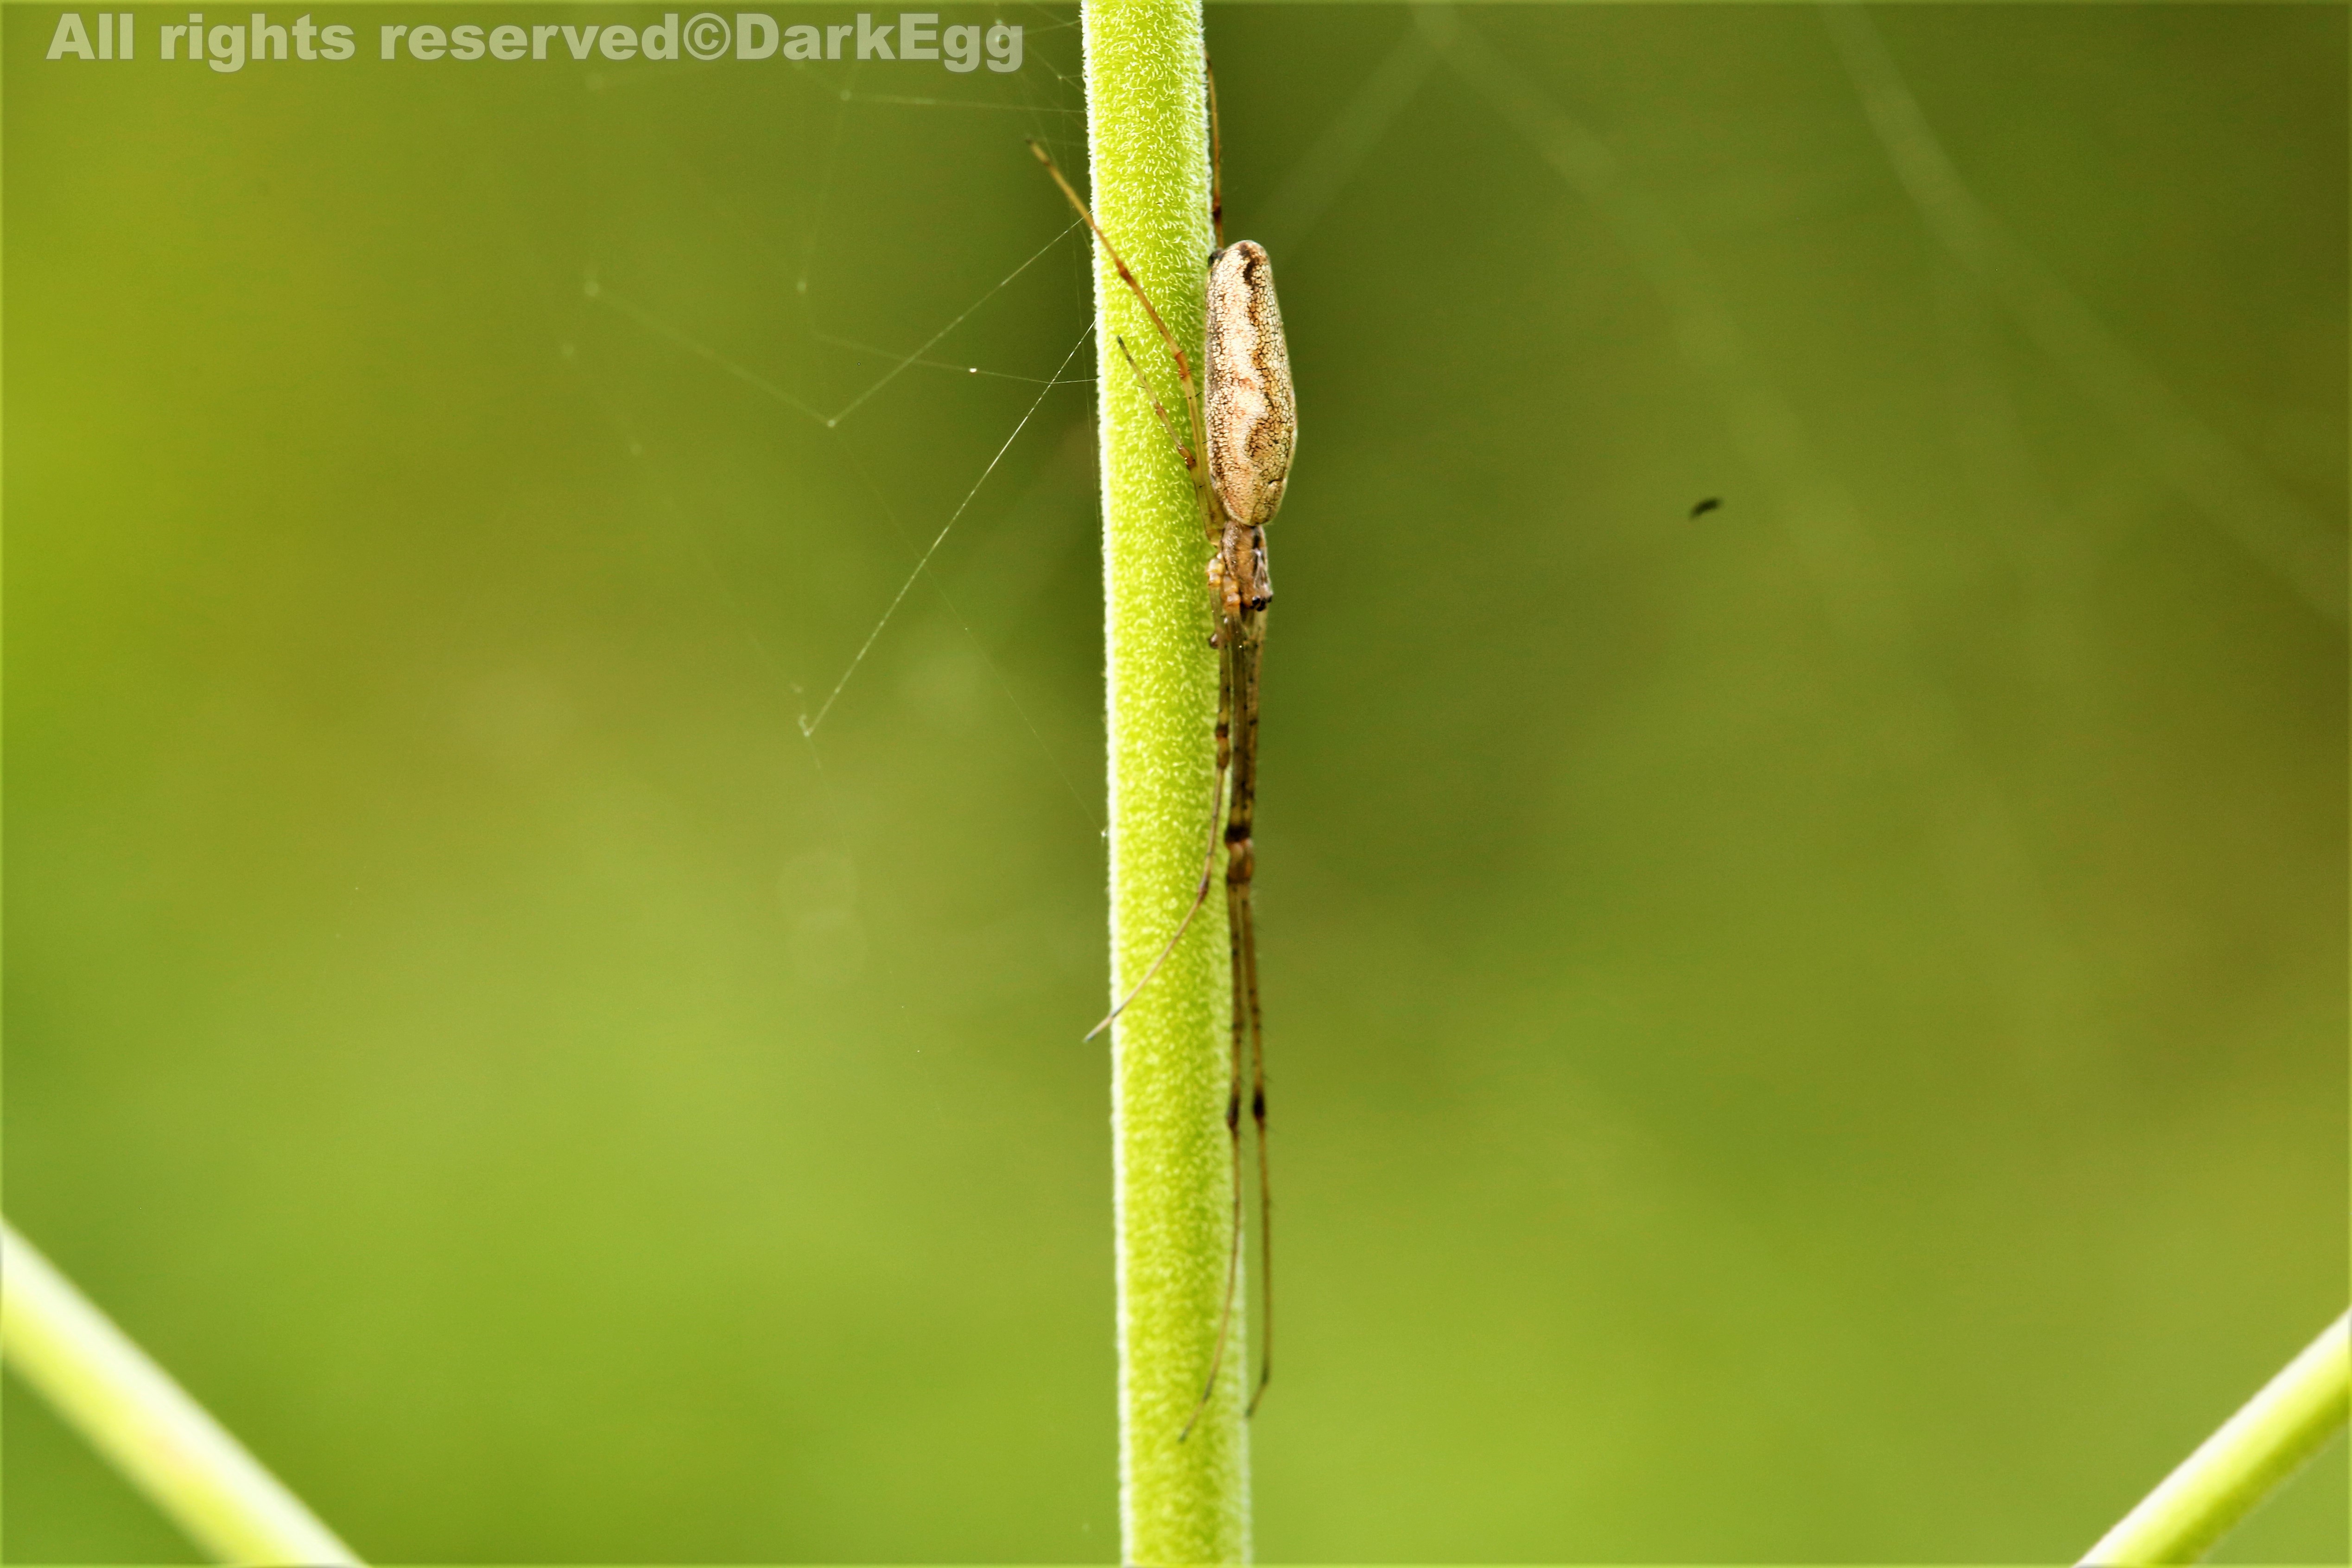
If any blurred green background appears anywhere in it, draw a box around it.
[5,3,2345,1561]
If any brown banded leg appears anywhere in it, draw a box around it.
[1218,826,1271,1415]
[1194,801,1249,1422]
[1184,629,1250,1443]
[1220,605,1269,1415]
[1201,628,1247,1410]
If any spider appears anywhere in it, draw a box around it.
[1030,60,1296,1438]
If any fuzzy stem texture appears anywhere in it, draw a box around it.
[1082,0,1249,1559]
[0,1220,360,1565]
[2080,1309,2349,1565]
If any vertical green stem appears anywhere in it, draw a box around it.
[1083,0,1249,1559]
[0,1220,361,1566]
[2080,1309,2350,1565]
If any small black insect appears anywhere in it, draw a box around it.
[1689,497,1722,519]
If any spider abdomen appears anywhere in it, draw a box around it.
[1205,240,1296,528]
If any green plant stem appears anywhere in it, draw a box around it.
[2080,1309,2350,1565]
[0,1220,361,1566]
[1082,0,1249,1559]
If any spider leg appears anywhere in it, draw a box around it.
[1084,635,1232,1044]
[1112,335,1197,477]
[1240,882,1269,1416]
[1183,618,1249,1443]
[1219,604,1270,1416]
[1029,140,1210,458]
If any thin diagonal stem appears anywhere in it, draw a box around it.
[0,1221,361,1566]
[2080,1309,2350,1566]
